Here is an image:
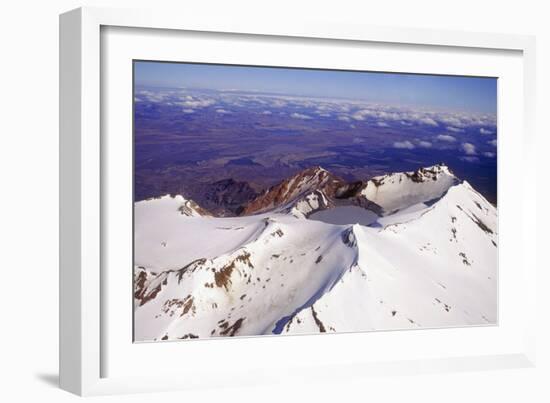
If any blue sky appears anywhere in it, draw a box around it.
[135,61,497,114]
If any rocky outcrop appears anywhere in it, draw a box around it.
[242,166,345,215]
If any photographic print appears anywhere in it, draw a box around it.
[133,61,497,342]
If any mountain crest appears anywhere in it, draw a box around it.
[359,164,458,215]
[242,166,344,215]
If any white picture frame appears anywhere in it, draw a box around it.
[59,6,537,396]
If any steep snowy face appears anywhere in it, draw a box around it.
[242,166,344,215]
[359,164,458,215]
[283,181,498,334]
[283,190,333,218]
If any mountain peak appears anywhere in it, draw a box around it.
[417,163,453,176]
[283,166,332,185]
[360,165,458,215]
[307,165,328,174]
[242,167,343,215]
[241,164,461,217]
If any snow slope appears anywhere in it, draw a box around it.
[134,166,497,341]
[283,181,497,334]
[134,214,361,340]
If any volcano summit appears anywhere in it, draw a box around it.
[133,164,497,341]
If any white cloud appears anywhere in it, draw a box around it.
[351,109,373,121]
[460,156,479,163]
[488,139,497,147]
[349,107,443,127]
[261,110,272,115]
[271,99,287,108]
[436,134,456,142]
[352,108,401,122]
[418,141,432,148]
[393,140,415,150]
[377,121,389,127]
[178,97,216,108]
[461,143,477,155]
[216,109,231,114]
[182,109,194,114]
[137,90,170,103]
[447,126,465,133]
[291,113,312,120]
[338,115,351,122]
[483,152,496,158]
[418,117,438,126]
[439,116,465,127]
[480,128,493,135]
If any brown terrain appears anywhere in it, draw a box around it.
[242,166,346,215]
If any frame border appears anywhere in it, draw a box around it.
[59,6,537,396]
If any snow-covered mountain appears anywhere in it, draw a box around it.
[358,164,459,215]
[133,165,497,341]
[242,166,344,217]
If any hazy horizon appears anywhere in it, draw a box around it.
[135,61,497,115]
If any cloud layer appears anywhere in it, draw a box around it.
[135,87,497,132]
[135,87,498,164]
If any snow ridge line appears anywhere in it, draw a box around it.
[270,224,363,334]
